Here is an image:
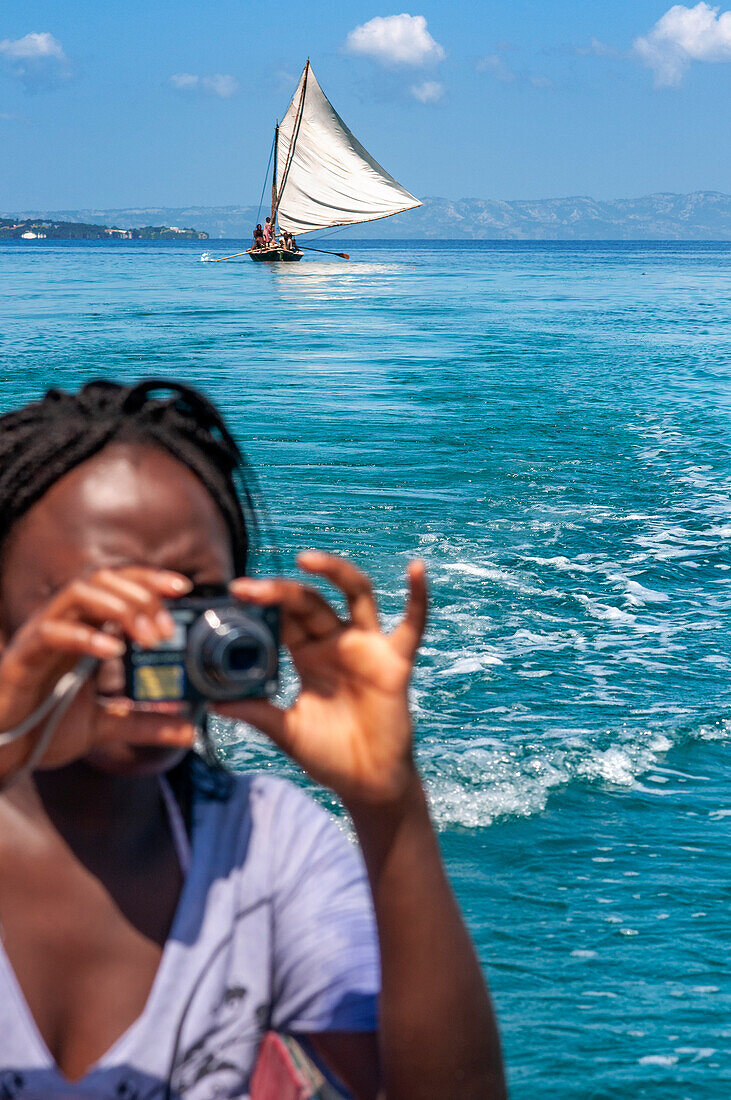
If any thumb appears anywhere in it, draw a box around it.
[391,559,428,660]
[215,699,297,757]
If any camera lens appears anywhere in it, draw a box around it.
[227,642,261,672]
[186,607,277,700]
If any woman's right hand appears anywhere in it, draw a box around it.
[0,567,192,775]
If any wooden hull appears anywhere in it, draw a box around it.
[248,248,304,263]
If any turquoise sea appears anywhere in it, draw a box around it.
[1,238,729,1097]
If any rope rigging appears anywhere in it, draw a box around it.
[255,133,276,227]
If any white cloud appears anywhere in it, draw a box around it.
[634,2,731,86]
[477,53,554,88]
[576,37,623,59]
[477,53,516,82]
[410,79,443,102]
[0,31,70,90]
[170,73,199,90]
[170,72,239,97]
[0,31,65,62]
[345,14,445,66]
[202,73,238,97]
[275,68,297,90]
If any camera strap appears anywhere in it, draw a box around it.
[158,773,192,876]
[0,657,98,791]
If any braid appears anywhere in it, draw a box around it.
[0,379,258,573]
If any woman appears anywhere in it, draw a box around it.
[0,380,505,1099]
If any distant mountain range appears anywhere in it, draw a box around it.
[5,192,730,240]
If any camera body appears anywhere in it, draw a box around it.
[124,588,279,704]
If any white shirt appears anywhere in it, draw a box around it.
[0,761,379,1098]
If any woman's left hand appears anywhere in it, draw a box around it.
[216,552,427,808]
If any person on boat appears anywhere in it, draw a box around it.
[252,224,264,250]
[0,379,506,1099]
[281,232,293,252]
[262,217,274,245]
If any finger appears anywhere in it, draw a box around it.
[390,560,428,660]
[50,579,166,648]
[31,620,125,663]
[230,578,341,640]
[0,621,119,703]
[297,552,380,631]
[91,571,177,643]
[115,568,192,597]
[281,616,308,649]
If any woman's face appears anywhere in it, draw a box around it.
[0,442,236,776]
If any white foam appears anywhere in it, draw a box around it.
[419,726,676,829]
[692,717,731,742]
[508,628,586,655]
[424,762,566,830]
[438,651,504,675]
[575,595,637,625]
[621,579,669,605]
[675,1048,716,1061]
[441,562,494,578]
[578,736,671,786]
[526,555,595,575]
[440,560,542,595]
[638,1055,678,1067]
[415,712,677,827]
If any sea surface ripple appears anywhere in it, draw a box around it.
[1,238,729,1097]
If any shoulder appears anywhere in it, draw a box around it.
[190,757,349,882]
[243,773,334,828]
[228,774,364,906]
[235,773,349,873]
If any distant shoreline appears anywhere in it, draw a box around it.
[0,218,208,241]
[4,237,728,247]
[5,192,728,241]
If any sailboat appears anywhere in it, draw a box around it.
[248,60,421,262]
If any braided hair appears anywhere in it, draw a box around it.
[0,379,258,573]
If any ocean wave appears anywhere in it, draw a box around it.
[574,594,637,625]
[618,578,669,605]
[690,715,731,742]
[439,560,543,595]
[418,730,677,830]
[438,651,504,675]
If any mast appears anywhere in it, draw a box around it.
[271,120,279,229]
[272,60,310,225]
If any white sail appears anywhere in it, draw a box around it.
[275,63,421,236]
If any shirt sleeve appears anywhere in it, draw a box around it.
[266,781,380,1034]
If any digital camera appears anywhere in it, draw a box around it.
[124,587,279,704]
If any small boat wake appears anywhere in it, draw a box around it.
[200,252,213,263]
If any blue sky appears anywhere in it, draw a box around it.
[1,1,730,210]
